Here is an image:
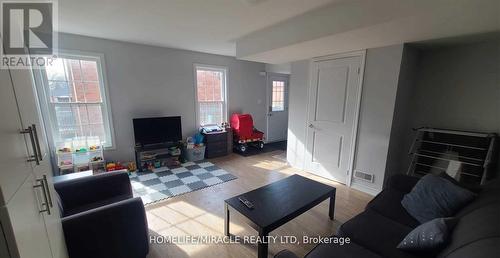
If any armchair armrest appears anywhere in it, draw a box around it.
[274,249,300,258]
[54,171,133,216]
[62,197,149,258]
[387,174,420,193]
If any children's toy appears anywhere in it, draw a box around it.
[127,162,137,172]
[168,146,181,156]
[106,162,126,172]
[91,156,103,162]
[230,113,265,152]
[58,147,72,153]
[193,133,204,145]
[60,160,72,166]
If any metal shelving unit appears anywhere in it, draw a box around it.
[407,127,498,186]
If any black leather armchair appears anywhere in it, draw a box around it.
[54,171,149,258]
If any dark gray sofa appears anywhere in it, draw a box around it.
[276,174,500,258]
[54,171,149,258]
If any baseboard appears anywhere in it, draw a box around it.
[350,181,381,196]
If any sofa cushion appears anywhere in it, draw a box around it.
[437,202,500,258]
[387,174,421,193]
[274,249,299,258]
[367,188,420,228]
[305,237,382,258]
[338,209,420,258]
[397,217,458,251]
[62,194,131,217]
[401,174,476,223]
[455,178,500,218]
[438,238,500,258]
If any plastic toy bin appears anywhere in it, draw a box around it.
[184,146,206,162]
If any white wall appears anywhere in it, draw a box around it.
[58,33,266,161]
[287,60,310,169]
[350,45,404,194]
[287,45,404,195]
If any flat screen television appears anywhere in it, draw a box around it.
[133,116,182,146]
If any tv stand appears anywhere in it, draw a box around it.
[135,143,180,172]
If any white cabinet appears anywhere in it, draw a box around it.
[0,173,54,258]
[0,68,33,206]
[0,62,68,258]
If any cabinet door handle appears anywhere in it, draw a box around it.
[42,175,53,208]
[34,179,51,215]
[31,124,43,161]
[20,126,40,165]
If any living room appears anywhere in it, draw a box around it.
[0,1,499,258]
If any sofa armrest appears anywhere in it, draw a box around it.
[274,249,300,258]
[62,197,149,258]
[387,174,420,193]
[55,171,133,213]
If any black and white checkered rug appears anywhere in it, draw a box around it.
[129,161,237,205]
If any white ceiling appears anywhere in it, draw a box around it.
[58,0,337,56]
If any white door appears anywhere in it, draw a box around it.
[266,74,289,143]
[305,55,363,183]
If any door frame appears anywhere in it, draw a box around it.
[305,50,366,187]
[265,72,290,143]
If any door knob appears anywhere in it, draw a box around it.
[308,124,314,128]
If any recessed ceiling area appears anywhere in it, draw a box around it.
[235,0,500,63]
[59,0,500,63]
[58,0,337,56]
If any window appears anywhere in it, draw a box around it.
[195,65,227,126]
[271,80,285,111]
[40,54,114,148]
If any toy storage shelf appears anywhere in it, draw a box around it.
[135,143,181,172]
[57,147,105,174]
[407,127,497,186]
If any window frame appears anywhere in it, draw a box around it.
[271,80,286,112]
[36,50,116,150]
[193,64,228,127]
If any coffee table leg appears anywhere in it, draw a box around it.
[258,229,268,258]
[329,192,335,220]
[224,202,230,236]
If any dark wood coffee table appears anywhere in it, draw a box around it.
[224,174,336,258]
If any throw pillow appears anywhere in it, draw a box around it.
[401,174,475,223]
[397,217,458,251]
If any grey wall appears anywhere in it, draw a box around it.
[410,41,500,133]
[385,45,420,185]
[287,45,404,195]
[265,63,291,74]
[388,41,500,175]
[58,33,266,161]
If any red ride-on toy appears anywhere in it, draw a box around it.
[230,113,265,153]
